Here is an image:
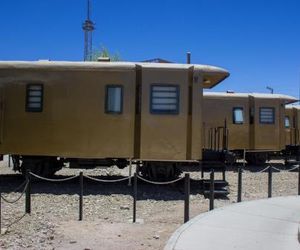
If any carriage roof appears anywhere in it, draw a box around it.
[0,60,229,89]
[204,91,297,104]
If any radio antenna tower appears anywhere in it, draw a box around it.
[82,0,95,61]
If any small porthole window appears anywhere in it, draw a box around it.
[26,84,43,112]
[105,85,123,114]
[285,116,290,128]
[150,85,179,114]
[259,107,275,124]
[233,107,244,124]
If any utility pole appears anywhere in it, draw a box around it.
[82,0,95,61]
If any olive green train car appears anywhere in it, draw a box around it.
[0,61,229,178]
[202,92,297,164]
[285,105,300,147]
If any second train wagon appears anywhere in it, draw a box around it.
[285,105,300,146]
[202,92,297,164]
[285,105,300,158]
[0,60,229,179]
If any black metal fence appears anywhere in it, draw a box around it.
[236,163,300,203]
[1,163,300,234]
[2,171,191,226]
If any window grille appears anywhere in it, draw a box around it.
[26,84,43,112]
[150,85,179,114]
[259,107,275,124]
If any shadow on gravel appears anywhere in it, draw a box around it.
[222,162,298,173]
[0,173,230,201]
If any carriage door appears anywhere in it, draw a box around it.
[138,67,190,160]
[248,96,255,149]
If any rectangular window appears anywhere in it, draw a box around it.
[259,107,275,124]
[26,84,43,112]
[105,85,123,114]
[285,116,290,128]
[233,107,244,124]
[150,85,179,114]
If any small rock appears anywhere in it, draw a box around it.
[120,205,130,210]
[153,235,160,239]
[118,234,121,237]
[69,240,77,244]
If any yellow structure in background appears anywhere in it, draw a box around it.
[203,92,297,164]
[0,61,229,177]
[285,105,300,146]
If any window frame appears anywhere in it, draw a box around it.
[26,83,44,112]
[259,107,275,124]
[232,107,244,124]
[284,116,290,128]
[150,84,180,115]
[105,85,123,114]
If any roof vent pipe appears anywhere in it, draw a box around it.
[97,57,110,62]
[186,52,191,64]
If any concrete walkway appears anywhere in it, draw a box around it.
[165,196,300,250]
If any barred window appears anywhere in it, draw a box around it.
[233,107,244,124]
[26,84,43,112]
[259,107,275,124]
[105,85,123,114]
[150,85,179,114]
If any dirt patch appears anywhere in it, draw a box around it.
[0,157,298,249]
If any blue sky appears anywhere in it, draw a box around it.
[0,0,300,98]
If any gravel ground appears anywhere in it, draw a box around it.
[0,157,299,250]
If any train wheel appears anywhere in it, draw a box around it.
[20,157,63,177]
[246,153,267,166]
[140,162,181,181]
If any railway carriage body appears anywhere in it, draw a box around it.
[202,92,297,164]
[285,105,300,146]
[0,61,229,178]
[285,105,300,158]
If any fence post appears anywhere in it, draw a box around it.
[209,169,214,210]
[268,166,272,198]
[222,167,226,181]
[0,193,1,234]
[184,173,190,223]
[8,155,11,168]
[25,169,31,214]
[133,173,137,223]
[201,165,204,179]
[79,171,83,221]
[298,164,300,196]
[128,159,132,186]
[237,166,242,202]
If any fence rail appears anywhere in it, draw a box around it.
[236,164,300,202]
[0,180,29,234]
[1,163,299,234]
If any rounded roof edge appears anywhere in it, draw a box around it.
[0,60,229,87]
[204,91,298,104]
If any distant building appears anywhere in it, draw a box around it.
[142,58,173,63]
